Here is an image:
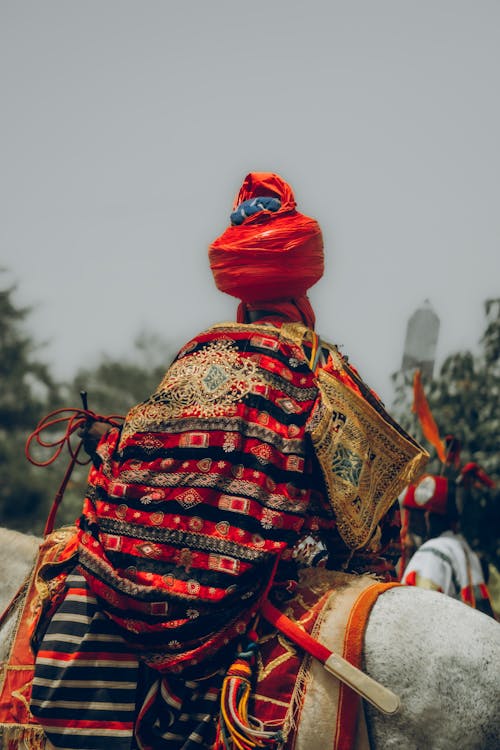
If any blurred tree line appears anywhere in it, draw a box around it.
[0,282,60,532]
[392,297,500,569]
[0,277,174,534]
[1,276,499,570]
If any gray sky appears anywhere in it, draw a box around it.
[2,0,499,405]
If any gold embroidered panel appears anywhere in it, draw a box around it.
[275,321,429,550]
[309,368,428,550]
[121,338,267,442]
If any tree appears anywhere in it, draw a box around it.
[0,272,177,534]
[0,278,61,533]
[67,332,174,417]
[391,299,500,567]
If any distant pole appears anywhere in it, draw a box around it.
[401,299,440,380]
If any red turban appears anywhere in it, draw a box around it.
[209,173,324,311]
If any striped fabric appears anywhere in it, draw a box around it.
[135,668,223,750]
[76,323,341,674]
[31,572,225,750]
[31,573,139,750]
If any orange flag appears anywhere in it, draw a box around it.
[412,369,447,462]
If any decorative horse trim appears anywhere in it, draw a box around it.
[215,570,390,750]
[260,583,401,716]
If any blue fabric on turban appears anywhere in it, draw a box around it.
[230,196,281,226]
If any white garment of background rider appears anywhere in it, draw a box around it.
[402,531,485,598]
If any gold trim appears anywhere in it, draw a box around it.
[0,724,46,748]
[278,323,429,549]
[121,336,268,442]
[252,693,290,708]
[257,634,298,681]
[121,321,428,550]
[310,366,428,549]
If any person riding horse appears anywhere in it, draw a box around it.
[400,452,496,618]
[29,172,427,750]
[399,433,462,571]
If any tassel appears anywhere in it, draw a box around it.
[218,635,284,750]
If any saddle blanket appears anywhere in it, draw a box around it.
[0,530,396,750]
[245,568,397,750]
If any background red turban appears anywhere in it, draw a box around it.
[209,172,324,304]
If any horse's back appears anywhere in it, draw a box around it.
[295,585,500,750]
[1,532,499,749]
[0,526,41,663]
[364,586,500,749]
[0,527,40,602]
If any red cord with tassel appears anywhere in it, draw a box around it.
[25,399,123,535]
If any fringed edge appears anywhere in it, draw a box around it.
[0,722,46,749]
[282,587,339,739]
[281,649,311,741]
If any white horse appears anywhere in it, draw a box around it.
[1,527,499,750]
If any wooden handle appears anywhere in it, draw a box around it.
[325,652,400,715]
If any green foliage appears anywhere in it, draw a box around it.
[66,332,173,418]
[0,279,62,533]
[0,274,175,534]
[0,283,58,429]
[392,298,500,567]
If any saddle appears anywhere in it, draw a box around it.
[214,568,396,750]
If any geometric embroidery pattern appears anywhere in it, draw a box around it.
[250,443,274,464]
[136,542,162,558]
[176,488,203,509]
[308,351,428,550]
[74,321,336,686]
[331,445,363,487]
[122,339,265,439]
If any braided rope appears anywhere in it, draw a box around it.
[25,407,124,535]
[25,407,123,468]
